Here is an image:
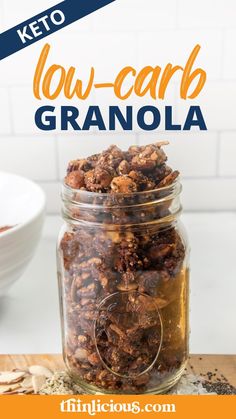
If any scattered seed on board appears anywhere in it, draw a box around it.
[1,367,236,395]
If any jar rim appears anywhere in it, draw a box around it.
[62,176,181,204]
[61,177,182,226]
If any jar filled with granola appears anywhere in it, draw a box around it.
[57,142,190,394]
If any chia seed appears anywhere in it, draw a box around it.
[203,381,236,395]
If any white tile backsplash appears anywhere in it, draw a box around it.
[219,132,236,176]
[38,31,137,83]
[177,81,236,131]
[91,0,177,32]
[138,29,222,80]
[0,136,57,180]
[222,29,236,80]
[139,132,218,177]
[10,86,41,134]
[0,0,236,212]
[92,32,137,82]
[57,133,137,179]
[177,0,236,29]
[0,88,11,134]
[182,178,236,211]
[39,182,61,213]
[2,0,58,30]
[0,39,47,85]
[0,6,3,28]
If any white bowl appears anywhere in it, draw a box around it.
[0,172,46,294]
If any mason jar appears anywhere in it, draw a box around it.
[57,178,190,394]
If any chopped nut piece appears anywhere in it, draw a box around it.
[78,335,87,344]
[65,170,85,189]
[84,170,101,192]
[118,160,131,175]
[67,159,89,174]
[128,170,155,191]
[111,175,137,193]
[74,348,88,361]
[131,144,167,172]
[88,353,100,366]
[94,166,113,189]
[156,141,170,148]
[98,145,124,168]
[149,244,174,260]
[158,170,179,187]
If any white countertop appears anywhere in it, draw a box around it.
[0,212,236,355]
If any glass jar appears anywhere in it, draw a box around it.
[57,179,189,394]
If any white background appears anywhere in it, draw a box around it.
[0,0,236,355]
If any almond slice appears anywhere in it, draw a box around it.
[0,371,26,385]
[24,389,34,394]
[32,375,46,393]
[22,376,33,389]
[12,368,29,374]
[0,383,22,394]
[4,388,29,395]
[156,140,170,147]
[28,365,53,378]
[74,348,88,361]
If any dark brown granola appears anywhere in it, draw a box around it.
[59,142,189,394]
[64,143,179,193]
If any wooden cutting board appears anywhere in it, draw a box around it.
[0,354,236,386]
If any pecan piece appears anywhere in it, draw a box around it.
[65,170,85,189]
[128,170,155,191]
[158,170,179,187]
[95,168,112,189]
[131,144,167,172]
[88,353,100,366]
[67,159,90,174]
[117,160,131,175]
[111,175,137,193]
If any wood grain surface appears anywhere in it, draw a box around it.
[0,354,236,386]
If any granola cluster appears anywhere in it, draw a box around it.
[59,142,189,394]
[65,142,179,193]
